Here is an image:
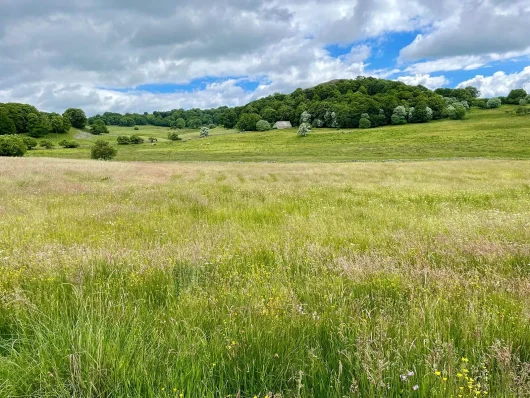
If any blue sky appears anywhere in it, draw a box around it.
[1,0,529,115]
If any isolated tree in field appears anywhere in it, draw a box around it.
[167,132,181,141]
[256,120,271,131]
[237,113,261,131]
[91,119,109,135]
[91,140,117,160]
[63,108,87,129]
[0,135,27,157]
[487,98,502,109]
[0,108,16,135]
[391,106,407,125]
[22,137,38,150]
[200,127,210,138]
[298,123,311,137]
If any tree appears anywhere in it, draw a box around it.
[23,137,38,150]
[188,118,202,129]
[444,103,466,120]
[27,113,50,137]
[300,111,311,125]
[409,102,432,123]
[487,98,502,109]
[256,120,271,131]
[91,119,109,135]
[220,109,238,129]
[391,106,407,125]
[171,118,186,129]
[464,86,480,99]
[63,108,87,129]
[260,108,277,124]
[58,140,80,148]
[359,118,371,129]
[0,108,16,135]
[0,135,26,157]
[200,127,210,138]
[91,140,117,160]
[507,89,527,104]
[298,123,311,137]
[129,135,144,144]
[50,115,68,134]
[237,113,261,131]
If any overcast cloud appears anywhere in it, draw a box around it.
[1,0,530,114]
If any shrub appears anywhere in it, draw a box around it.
[359,118,371,129]
[91,140,117,160]
[460,100,470,110]
[129,135,144,144]
[22,136,38,150]
[256,120,271,131]
[516,106,528,115]
[59,140,80,148]
[391,106,407,125]
[487,98,502,109]
[208,124,216,129]
[39,140,54,149]
[148,137,158,143]
[297,123,311,137]
[117,136,131,145]
[134,126,139,131]
[167,132,181,141]
[0,135,26,157]
[90,119,109,135]
[444,103,466,120]
[200,127,210,138]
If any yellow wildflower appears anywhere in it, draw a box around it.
[435,371,441,376]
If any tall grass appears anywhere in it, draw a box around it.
[1,158,530,397]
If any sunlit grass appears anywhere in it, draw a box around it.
[1,158,529,397]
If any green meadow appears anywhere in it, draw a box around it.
[26,106,530,162]
[1,107,530,397]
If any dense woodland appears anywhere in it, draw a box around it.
[1,77,530,139]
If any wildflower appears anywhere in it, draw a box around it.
[413,385,419,391]
[457,373,463,378]
[462,357,469,363]
[443,377,447,382]
[180,394,183,398]
[173,388,177,392]
[435,371,441,376]
[400,374,408,381]
[408,371,415,377]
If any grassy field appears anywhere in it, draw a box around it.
[1,158,530,397]
[25,106,530,162]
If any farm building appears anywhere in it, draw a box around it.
[274,121,292,129]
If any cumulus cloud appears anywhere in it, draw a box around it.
[397,74,449,89]
[0,0,529,114]
[456,67,530,98]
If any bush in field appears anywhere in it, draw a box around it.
[359,118,371,129]
[39,140,54,149]
[129,135,144,144]
[391,106,407,125]
[208,124,216,129]
[22,136,38,150]
[487,98,502,109]
[298,122,311,137]
[516,106,528,115]
[0,135,26,157]
[460,100,470,110]
[167,132,181,141]
[444,103,466,120]
[117,136,131,145]
[200,127,210,138]
[91,140,116,160]
[134,126,139,131]
[58,140,80,148]
[148,137,158,143]
[90,119,109,135]
[256,120,271,131]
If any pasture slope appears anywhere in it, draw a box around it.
[1,107,530,397]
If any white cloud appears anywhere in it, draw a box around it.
[397,74,449,89]
[456,67,530,98]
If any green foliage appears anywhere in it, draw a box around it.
[188,118,202,129]
[63,108,87,129]
[90,119,109,135]
[129,135,144,144]
[171,118,186,129]
[22,136,38,150]
[91,140,117,160]
[506,89,527,104]
[515,106,528,115]
[200,127,210,138]
[0,108,16,135]
[237,113,261,131]
[119,117,136,127]
[148,137,158,143]
[27,113,51,138]
[167,132,182,141]
[300,111,312,125]
[487,98,502,109]
[208,124,216,129]
[444,103,466,120]
[117,136,131,145]
[391,106,408,125]
[260,107,277,124]
[256,120,271,131]
[297,122,311,137]
[1,103,39,134]
[39,140,54,149]
[0,135,26,156]
[219,110,237,129]
[58,140,80,148]
[134,126,139,131]
[50,115,69,134]
[409,103,433,123]
[359,117,371,129]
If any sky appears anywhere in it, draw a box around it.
[1,0,530,115]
